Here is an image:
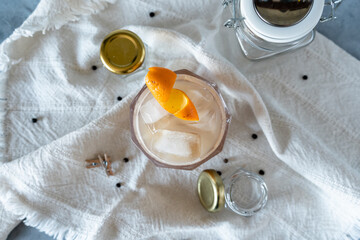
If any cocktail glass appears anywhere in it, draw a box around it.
[130,69,230,170]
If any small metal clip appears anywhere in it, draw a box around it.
[320,0,342,23]
[222,0,233,8]
[223,0,244,28]
[86,154,114,176]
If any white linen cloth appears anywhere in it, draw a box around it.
[0,0,359,239]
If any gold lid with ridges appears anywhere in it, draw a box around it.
[197,169,225,212]
[100,30,145,75]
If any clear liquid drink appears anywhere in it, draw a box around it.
[130,69,230,170]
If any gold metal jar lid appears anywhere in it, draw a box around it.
[100,30,145,75]
[197,169,225,212]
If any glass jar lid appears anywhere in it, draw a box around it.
[100,30,145,75]
[253,0,314,27]
[241,0,324,43]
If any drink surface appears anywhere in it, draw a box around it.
[134,74,226,166]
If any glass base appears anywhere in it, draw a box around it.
[223,168,268,216]
[235,22,315,60]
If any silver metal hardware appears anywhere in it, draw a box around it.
[86,154,114,176]
[224,0,244,28]
[222,0,232,8]
[320,0,342,23]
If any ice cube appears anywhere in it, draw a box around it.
[186,108,219,133]
[187,88,213,112]
[152,130,200,159]
[140,97,169,124]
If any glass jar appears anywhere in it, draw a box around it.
[197,168,268,216]
[100,29,146,75]
[223,0,343,60]
[130,69,231,170]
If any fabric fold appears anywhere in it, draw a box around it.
[0,197,21,239]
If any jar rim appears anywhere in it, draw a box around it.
[223,168,268,216]
[241,0,323,43]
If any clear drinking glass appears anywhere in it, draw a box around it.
[197,168,268,216]
[130,69,231,170]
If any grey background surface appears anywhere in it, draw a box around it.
[1,0,359,239]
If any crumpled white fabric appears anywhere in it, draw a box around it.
[0,0,359,239]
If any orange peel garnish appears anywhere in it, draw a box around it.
[145,67,177,103]
[145,67,199,121]
[162,89,199,121]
